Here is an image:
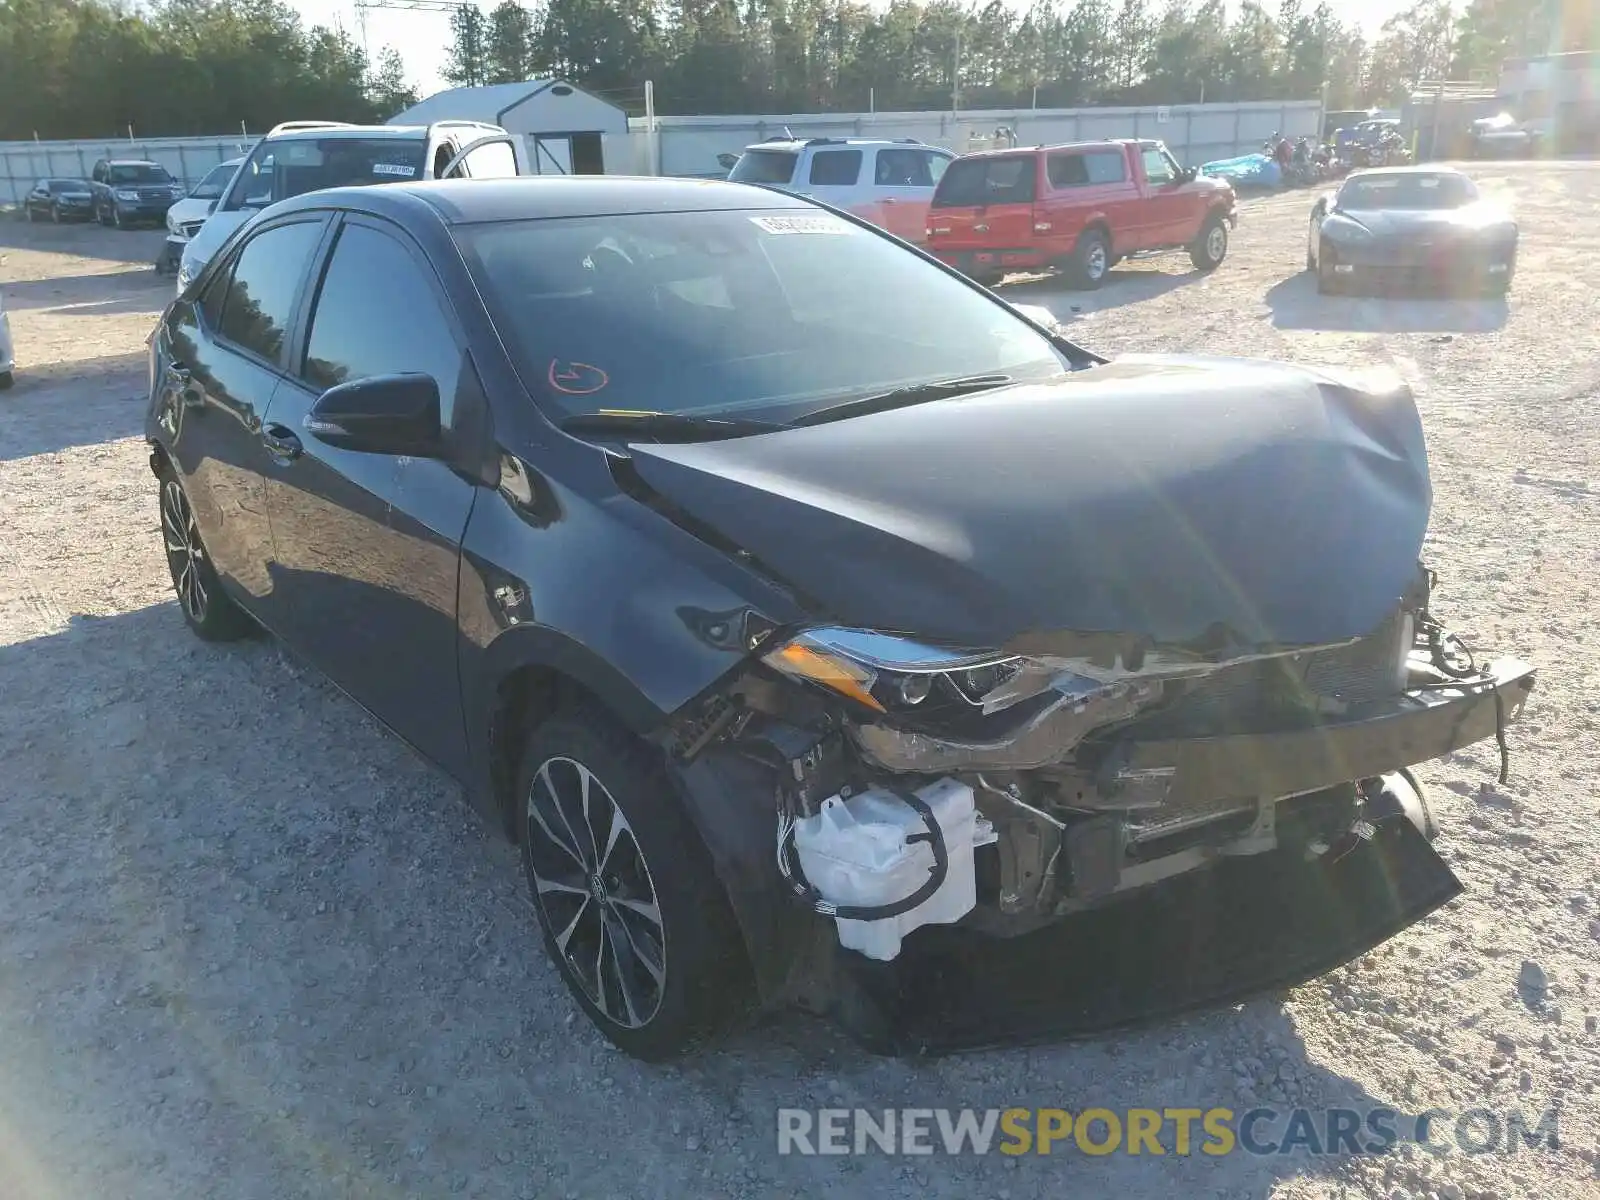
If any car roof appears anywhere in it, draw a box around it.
[265,175,817,227]
[744,137,942,151]
[1343,165,1468,180]
[955,138,1143,160]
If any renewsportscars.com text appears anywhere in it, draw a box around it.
[776,1106,1560,1158]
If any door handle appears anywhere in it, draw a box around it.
[882,197,898,204]
[261,423,303,461]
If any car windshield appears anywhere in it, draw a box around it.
[222,138,427,211]
[1339,173,1478,210]
[455,208,1069,423]
[190,163,238,200]
[49,179,89,193]
[109,164,173,184]
[727,150,798,185]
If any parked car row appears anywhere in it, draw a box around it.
[727,134,1237,290]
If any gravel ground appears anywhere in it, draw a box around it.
[2,166,1598,1200]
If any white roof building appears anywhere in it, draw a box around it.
[389,80,629,175]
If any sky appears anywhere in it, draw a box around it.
[292,0,1419,104]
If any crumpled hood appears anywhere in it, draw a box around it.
[625,356,1432,653]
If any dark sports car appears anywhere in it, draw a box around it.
[1307,166,1518,295]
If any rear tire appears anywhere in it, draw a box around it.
[1189,214,1229,272]
[1066,228,1110,290]
[516,704,752,1061]
[157,467,254,642]
[0,372,13,391]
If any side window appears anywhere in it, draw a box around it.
[302,224,462,426]
[808,149,862,186]
[433,142,456,179]
[1047,154,1089,188]
[1142,147,1176,185]
[462,140,518,179]
[215,220,323,364]
[1085,152,1128,184]
[874,148,934,188]
[925,152,951,184]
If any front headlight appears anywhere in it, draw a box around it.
[1322,216,1371,240]
[114,188,139,202]
[762,628,1026,715]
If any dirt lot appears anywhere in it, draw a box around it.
[2,167,1599,1200]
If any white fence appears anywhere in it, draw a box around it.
[627,99,1325,178]
[1,98,1322,204]
[0,136,256,205]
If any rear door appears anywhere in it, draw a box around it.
[157,214,329,631]
[1040,149,1141,253]
[801,147,866,213]
[262,215,479,778]
[928,154,1039,256]
[867,146,953,244]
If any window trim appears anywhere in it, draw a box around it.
[205,213,334,375]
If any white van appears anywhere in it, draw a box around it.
[176,119,521,293]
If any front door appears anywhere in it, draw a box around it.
[262,215,478,778]
[1139,143,1195,246]
[158,216,329,630]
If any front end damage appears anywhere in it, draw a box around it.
[661,570,1535,1054]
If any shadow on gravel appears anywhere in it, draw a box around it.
[0,214,167,266]
[0,602,1405,1199]
[1264,272,1511,333]
[0,357,148,458]
[0,271,168,315]
[998,267,1202,325]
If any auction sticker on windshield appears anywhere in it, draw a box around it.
[372,163,417,177]
[750,215,854,235]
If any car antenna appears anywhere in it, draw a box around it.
[783,125,794,140]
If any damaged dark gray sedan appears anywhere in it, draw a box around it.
[144,177,1535,1061]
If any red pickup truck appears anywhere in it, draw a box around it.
[925,138,1237,289]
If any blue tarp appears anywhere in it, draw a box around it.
[1200,153,1282,189]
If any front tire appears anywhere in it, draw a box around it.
[0,372,13,391]
[1189,214,1229,272]
[1316,243,1341,294]
[516,705,750,1061]
[157,469,253,641]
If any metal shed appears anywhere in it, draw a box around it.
[388,80,628,175]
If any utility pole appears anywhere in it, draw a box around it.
[952,32,961,113]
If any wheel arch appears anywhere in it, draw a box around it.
[475,624,677,841]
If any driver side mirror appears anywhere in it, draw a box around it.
[205,200,217,214]
[305,373,443,458]
[1179,165,1198,183]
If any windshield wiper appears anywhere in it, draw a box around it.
[558,411,788,442]
[790,374,1015,427]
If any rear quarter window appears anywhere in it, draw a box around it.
[728,150,798,185]
[931,156,1037,207]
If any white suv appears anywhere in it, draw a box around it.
[727,137,955,245]
[176,119,521,293]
